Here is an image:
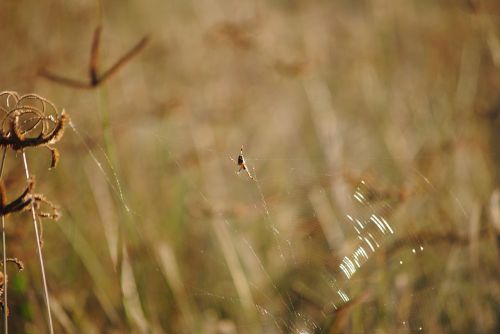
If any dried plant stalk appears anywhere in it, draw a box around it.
[0,91,68,168]
[0,91,67,334]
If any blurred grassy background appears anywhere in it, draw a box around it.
[1,0,500,333]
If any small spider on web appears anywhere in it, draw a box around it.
[230,146,254,180]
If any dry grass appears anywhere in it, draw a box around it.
[0,0,499,333]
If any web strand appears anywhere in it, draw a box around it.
[68,120,130,213]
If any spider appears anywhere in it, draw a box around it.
[230,146,254,180]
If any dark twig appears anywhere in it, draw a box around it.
[37,70,92,89]
[39,26,149,89]
[89,26,102,86]
[98,35,149,85]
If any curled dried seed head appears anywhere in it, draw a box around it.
[0,92,69,168]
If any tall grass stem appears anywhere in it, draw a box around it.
[21,151,54,334]
[0,148,8,334]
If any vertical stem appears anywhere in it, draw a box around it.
[98,88,117,164]
[96,87,124,270]
[0,148,7,334]
[21,151,54,334]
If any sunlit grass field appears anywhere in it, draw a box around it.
[1,0,499,333]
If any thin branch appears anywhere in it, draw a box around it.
[37,70,93,89]
[98,35,149,84]
[39,26,150,89]
[89,26,102,86]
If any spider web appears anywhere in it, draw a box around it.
[57,41,493,334]
[63,102,497,334]
[148,133,445,333]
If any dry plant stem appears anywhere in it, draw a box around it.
[90,26,102,86]
[39,31,149,89]
[0,147,7,333]
[98,36,149,83]
[37,70,93,89]
[21,151,54,334]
